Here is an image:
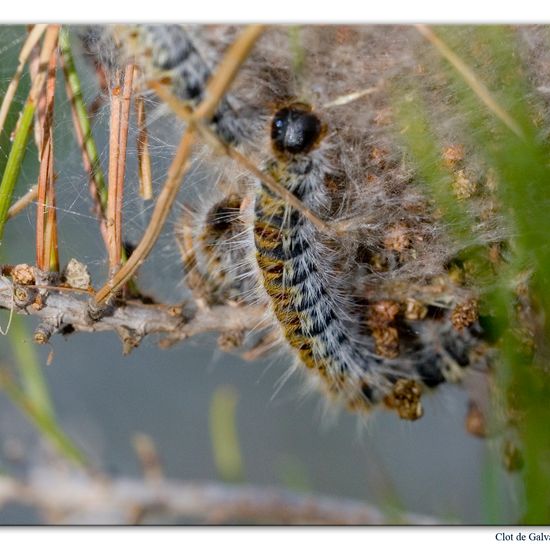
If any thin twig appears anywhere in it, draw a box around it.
[115,65,134,261]
[28,26,60,116]
[192,25,265,123]
[35,45,58,272]
[134,70,153,200]
[107,65,134,272]
[150,81,333,235]
[240,330,280,361]
[0,468,441,525]
[415,25,525,139]
[107,70,123,271]
[7,185,38,219]
[31,45,45,267]
[44,180,59,272]
[0,25,59,241]
[323,86,378,108]
[94,128,196,305]
[0,24,46,139]
[43,88,59,272]
[0,274,267,350]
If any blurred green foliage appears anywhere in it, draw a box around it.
[397,25,550,523]
[209,385,244,482]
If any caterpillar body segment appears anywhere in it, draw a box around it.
[79,25,281,147]
[252,104,487,419]
[177,192,259,306]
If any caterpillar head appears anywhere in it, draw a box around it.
[271,103,325,155]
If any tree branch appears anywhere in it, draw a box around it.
[0,469,442,525]
[0,272,267,353]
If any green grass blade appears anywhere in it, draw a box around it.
[0,369,87,467]
[0,98,34,241]
[59,29,108,212]
[9,315,54,418]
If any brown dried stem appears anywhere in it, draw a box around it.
[192,24,265,123]
[134,70,153,200]
[29,26,60,102]
[107,65,134,273]
[94,128,196,305]
[0,25,46,139]
[34,35,59,272]
[150,81,333,235]
[7,185,38,219]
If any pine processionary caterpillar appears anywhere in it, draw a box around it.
[178,193,252,306]
[250,103,490,420]
[79,25,273,147]
[79,25,496,422]
[253,103,386,412]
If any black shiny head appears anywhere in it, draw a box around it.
[271,104,323,155]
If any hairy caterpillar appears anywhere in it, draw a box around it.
[179,101,490,421]
[177,193,253,306]
[253,103,386,412]
[78,24,281,148]
[248,103,491,420]
[78,25,499,422]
